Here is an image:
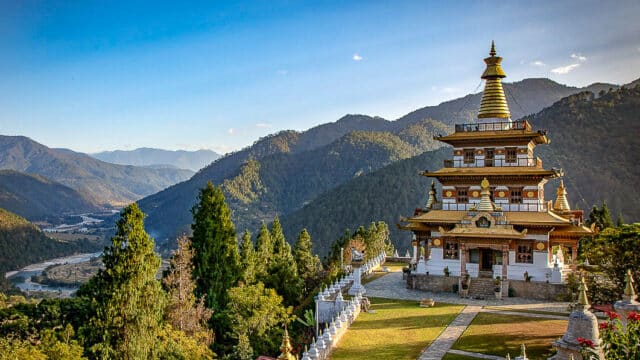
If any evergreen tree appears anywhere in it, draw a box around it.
[239,230,256,285]
[265,217,302,306]
[587,202,614,231]
[617,212,625,227]
[293,229,321,295]
[191,182,241,313]
[85,203,166,359]
[162,235,214,347]
[254,222,272,282]
[190,182,241,355]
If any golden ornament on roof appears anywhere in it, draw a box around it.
[478,41,511,119]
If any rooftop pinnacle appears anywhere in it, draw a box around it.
[478,41,511,119]
[554,180,571,212]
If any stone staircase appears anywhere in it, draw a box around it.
[469,277,497,298]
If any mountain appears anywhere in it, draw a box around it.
[0,170,98,221]
[396,78,618,127]
[92,148,220,172]
[135,77,626,250]
[0,208,100,285]
[281,85,640,256]
[0,136,194,206]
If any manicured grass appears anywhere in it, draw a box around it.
[451,313,567,359]
[329,298,464,360]
[483,306,569,317]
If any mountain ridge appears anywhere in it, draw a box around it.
[91,147,220,172]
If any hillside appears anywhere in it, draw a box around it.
[396,78,618,127]
[92,147,220,172]
[281,85,640,256]
[0,208,100,285]
[137,78,618,249]
[0,136,194,206]
[0,170,98,221]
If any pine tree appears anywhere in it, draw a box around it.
[265,217,302,306]
[191,182,241,313]
[293,229,321,295]
[162,235,213,346]
[254,222,272,282]
[85,203,166,359]
[239,230,256,285]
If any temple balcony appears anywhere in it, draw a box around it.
[442,202,549,212]
[454,119,532,133]
[443,157,543,168]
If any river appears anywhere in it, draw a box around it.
[4,252,102,297]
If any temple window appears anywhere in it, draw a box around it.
[506,147,517,163]
[516,241,533,263]
[457,187,468,203]
[464,149,475,164]
[510,188,523,204]
[444,240,459,260]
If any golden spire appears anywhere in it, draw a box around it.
[478,41,511,119]
[623,269,637,301]
[554,180,571,211]
[425,181,438,210]
[476,177,495,212]
[577,276,591,310]
[277,326,296,360]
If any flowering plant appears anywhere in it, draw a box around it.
[579,310,640,359]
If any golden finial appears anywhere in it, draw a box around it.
[577,276,591,310]
[554,180,571,212]
[520,344,527,359]
[624,269,637,301]
[478,41,510,119]
[277,326,296,360]
[477,178,495,212]
[426,180,438,210]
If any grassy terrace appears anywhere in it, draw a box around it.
[329,298,463,360]
[447,313,568,359]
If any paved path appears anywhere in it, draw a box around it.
[418,305,482,360]
[362,271,570,360]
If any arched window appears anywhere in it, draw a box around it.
[476,216,491,228]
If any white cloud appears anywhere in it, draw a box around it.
[551,63,581,74]
[227,128,235,135]
[530,60,546,67]
[352,53,363,61]
[255,123,271,128]
[571,53,587,62]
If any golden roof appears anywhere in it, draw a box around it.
[478,41,510,119]
[435,129,549,146]
[422,166,560,178]
[277,327,296,360]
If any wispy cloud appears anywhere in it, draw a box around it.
[530,60,546,67]
[551,63,581,74]
[352,53,363,61]
[227,128,235,135]
[571,53,587,62]
[255,123,271,128]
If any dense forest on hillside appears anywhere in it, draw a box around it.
[0,170,98,221]
[0,208,100,288]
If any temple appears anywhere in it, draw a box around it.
[400,42,592,296]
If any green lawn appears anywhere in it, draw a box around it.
[451,313,567,359]
[329,298,464,360]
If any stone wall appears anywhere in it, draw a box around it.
[508,280,568,301]
[407,273,460,293]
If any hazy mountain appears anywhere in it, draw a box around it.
[0,136,193,206]
[135,77,627,251]
[0,170,98,221]
[281,85,640,256]
[92,148,220,172]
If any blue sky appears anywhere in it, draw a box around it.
[1,1,639,154]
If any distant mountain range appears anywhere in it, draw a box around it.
[0,170,98,221]
[136,77,632,252]
[92,148,220,172]
[0,136,194,206]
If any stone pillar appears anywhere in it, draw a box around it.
[348,267,365,295]
[614,269,640,329]
[502,245,508,280]
[550,277,604,360]
[460,244,467,275]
